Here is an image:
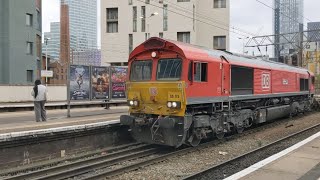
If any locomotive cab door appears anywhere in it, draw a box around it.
[220,56,230,96]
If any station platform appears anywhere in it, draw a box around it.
[226,131,320,180]
[0,106,127,137]
[0,100,127,112]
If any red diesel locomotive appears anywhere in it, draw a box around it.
[120,37,315,147]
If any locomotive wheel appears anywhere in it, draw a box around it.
[216,131,225,139]
[236,126,244,134]
[188,133,201,147]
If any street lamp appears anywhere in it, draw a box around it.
[44,37,51,85]
[238,37,249,54]
[140,12,159,39]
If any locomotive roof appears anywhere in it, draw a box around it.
[164,38,310,75]
[131,37,311,75]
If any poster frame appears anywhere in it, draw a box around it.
[110,66,128,100]
[69,64,91,101]
[90,66,111,101]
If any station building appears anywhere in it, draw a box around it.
[101,0,230,66]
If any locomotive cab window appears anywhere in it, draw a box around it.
[194,62,207,82]
[130,60,153,81]
[157,58,182,80]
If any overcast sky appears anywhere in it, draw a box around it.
[42,0,320,55]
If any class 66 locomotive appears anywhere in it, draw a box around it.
[120,37,316,147]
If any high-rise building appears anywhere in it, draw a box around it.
[307,22,320,43]
[43,22,60,60]
[304,22,320,75]
[101,0,230,66]
[274,0,304,60]
[72,49,101,66]
[43,0,98,62]
[65,0,97,50]
[0,0,42,84]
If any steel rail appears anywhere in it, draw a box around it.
[82,113,318,180]
[1,143,147,180]
[32,147,161,180]
[2,113,316,180]
[183,122,320,180]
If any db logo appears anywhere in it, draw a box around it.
[262,73,270,89]
[283,79,289,85]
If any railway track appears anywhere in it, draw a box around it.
[1,113,317,180]
[183,122,320,180]
[0,143,153,180]
[72,114,309,180]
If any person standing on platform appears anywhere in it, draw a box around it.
[31,80,47,122]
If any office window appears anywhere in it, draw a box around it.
[193,5,195,31]
[177,32,190,43]
[128,0,132,5]
[159,32,163,38]
[178,0,190,2]
[145,0,150,4]
[27,42,33,55]
[26,13,33,26]
[36,35,41,59]
[129,34,133,53]
[145,33,148,40]
[214,0,226,8]
[194,62,208,82]
[141,6,146,32]
[133,6,137,32]
[163,4,168,31]
[36,10,41,30]
[27,70,33,82]
[106,8,118,33]
[213,36,226,50]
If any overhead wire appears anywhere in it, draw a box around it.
[136,0,249,38]
[273,0,312,22]
[255,0,308,29]
[158,0,257,37]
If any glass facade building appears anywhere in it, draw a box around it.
[43,22,60,60]
[274,0,304,57]
[65,0,97,50]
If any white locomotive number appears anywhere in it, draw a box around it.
[262,73,270,89]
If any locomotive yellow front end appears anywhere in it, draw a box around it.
[120,81,190,147]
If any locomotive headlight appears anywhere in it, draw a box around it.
[167,101,181,109]
[172,102,177,108]
[128,100,139,107]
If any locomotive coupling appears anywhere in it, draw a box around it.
[120,115,135,126]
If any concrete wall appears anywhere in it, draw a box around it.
[0,85,67,102]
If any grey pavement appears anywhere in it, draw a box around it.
[0,107,128,133]
[0,100,126,108]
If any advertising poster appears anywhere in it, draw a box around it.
[91,66,110,100]
[111,67,127,99]
[70,65,90,100]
